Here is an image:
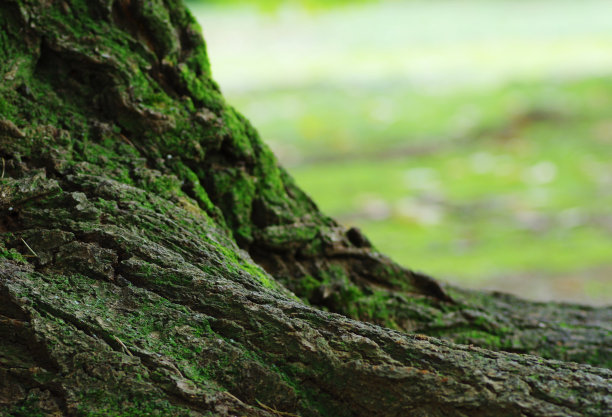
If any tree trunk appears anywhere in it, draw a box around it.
[0,1,610,416]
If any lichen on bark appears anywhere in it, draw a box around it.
[0,1,610,416]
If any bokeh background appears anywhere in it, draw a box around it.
[186,0,612,305]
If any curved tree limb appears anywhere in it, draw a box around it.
[0,1,610,416]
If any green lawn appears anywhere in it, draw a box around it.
[190,0,612,304]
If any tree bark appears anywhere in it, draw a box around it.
[0,1,610,416]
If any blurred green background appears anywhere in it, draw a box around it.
[187,0,612,305]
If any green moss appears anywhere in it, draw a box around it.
[209,166,256,244]
[221,107,255,159]
[77,141,134,185]
[11,271,305,413]
[136,171,183,199]
[354,291,400,329]
[243,263,278,290]
[586,350,612,369]
[296,275,320,300]
[139,0,179,59]
[0,95,13,117]
[310,266,365,319]
[172,162,220,217]
[94,198,119,215]
[255,145,286,202]
[3,397,47,417]
[452,330,504,349]
[259,224,319,249]
[203,237,284,292]
[178,63,224,110]
[78,389,191,417]
[0,246,27,263]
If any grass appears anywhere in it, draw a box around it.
[288,78,612,301]
[190,0,612,304]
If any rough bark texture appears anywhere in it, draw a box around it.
[0,1,610,416]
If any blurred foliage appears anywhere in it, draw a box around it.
[191,0,612,304]
[284,77,612,285]
[187,0,371,12]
